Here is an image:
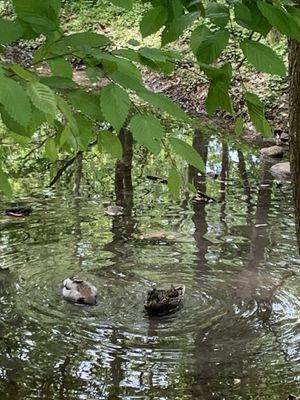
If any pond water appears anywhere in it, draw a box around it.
[0,131,299,399]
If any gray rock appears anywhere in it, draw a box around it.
[260,145,284,158]
[270,161,291,181]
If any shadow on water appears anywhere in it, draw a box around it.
[0,129,299,400]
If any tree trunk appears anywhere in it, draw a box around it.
[289,22,300,251]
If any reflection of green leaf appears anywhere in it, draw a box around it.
[0,168,12,198]
[168,167,182,198]
[169,138,205,171]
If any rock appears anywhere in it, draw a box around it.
[260,145,284,158]
[270,161,291,181]
[104,205,124,216]
[280,131,289,143]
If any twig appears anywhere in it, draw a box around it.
[48,154,77,187]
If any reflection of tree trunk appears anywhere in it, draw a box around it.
[74,151,83,197]
[115,129,133,213]
[188,130,209,263]
[289,27,300,252]
[237,150,250,198]
[220,143,229,223]
[235,160,275,319]
[105,129,136,258]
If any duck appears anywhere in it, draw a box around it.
[62,278,98,305]
[5,206,32,217]
[144,285,185,315]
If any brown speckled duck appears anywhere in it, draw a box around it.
[144,285,185,314]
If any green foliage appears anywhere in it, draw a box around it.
[234,116,244,135]
[49,58,73,79]
[190,26,230,64]
[244,92,272,136]
[0,0,299,196]
[130,114,164,154]
[27,82,56,118]
[0,168,12,197]
[98,130,123,159]
[0,18,24,44]
[140,6,168,38]
[168,167,182,198]
[0,75,32,127]
[240,40,286,77]
[100,84,131,132]
[45,137,58,161]
[111,0,133,10]
[205,2,229,28]
[169,138,205,172]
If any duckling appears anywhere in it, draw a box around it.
[5,206,32,217]
[62,278,97,305]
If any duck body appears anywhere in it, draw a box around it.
[62,278,97,305]
[5,206,32,217]
[144,285,185,315]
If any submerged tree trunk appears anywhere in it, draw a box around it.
[289,23,300,251]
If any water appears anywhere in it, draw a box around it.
[0,133,299,399]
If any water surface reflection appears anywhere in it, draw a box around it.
[0,133,299,399]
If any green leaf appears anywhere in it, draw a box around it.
[59,125,71,147]
[168,167,182,198]
[86,66,102,83]
[140,6,168,38]
[0,18,24,44]
[12,0,60,34]
[9,131,31,146]
[205,2,229,28]
[0,75,31,127]
[162,11,200,46]
[111,0,132,10]
[10,64,37,82]
[244,92,272,136]
[169,137,205,171]
[130,114,164,154]
[67,90,103,121]
[75,115,92,151]
[137,89,189,122]
[64,32,111,48]
[241,39,286,77]
[138,47,166,62]
[98,130,123,160]
[205,80,233,115]
[100,84,130,132]
[191,26,230,64]
[27,82,57,117]
[0,168,12,198]
[48,57,73,79]
[234,116,244,135]
[257,1,300,41]
[44,137,58,162]
[234,2,271,36]
[40,76,77,89]
[56,96,78,136]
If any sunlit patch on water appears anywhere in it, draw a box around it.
[0,134,299,399]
